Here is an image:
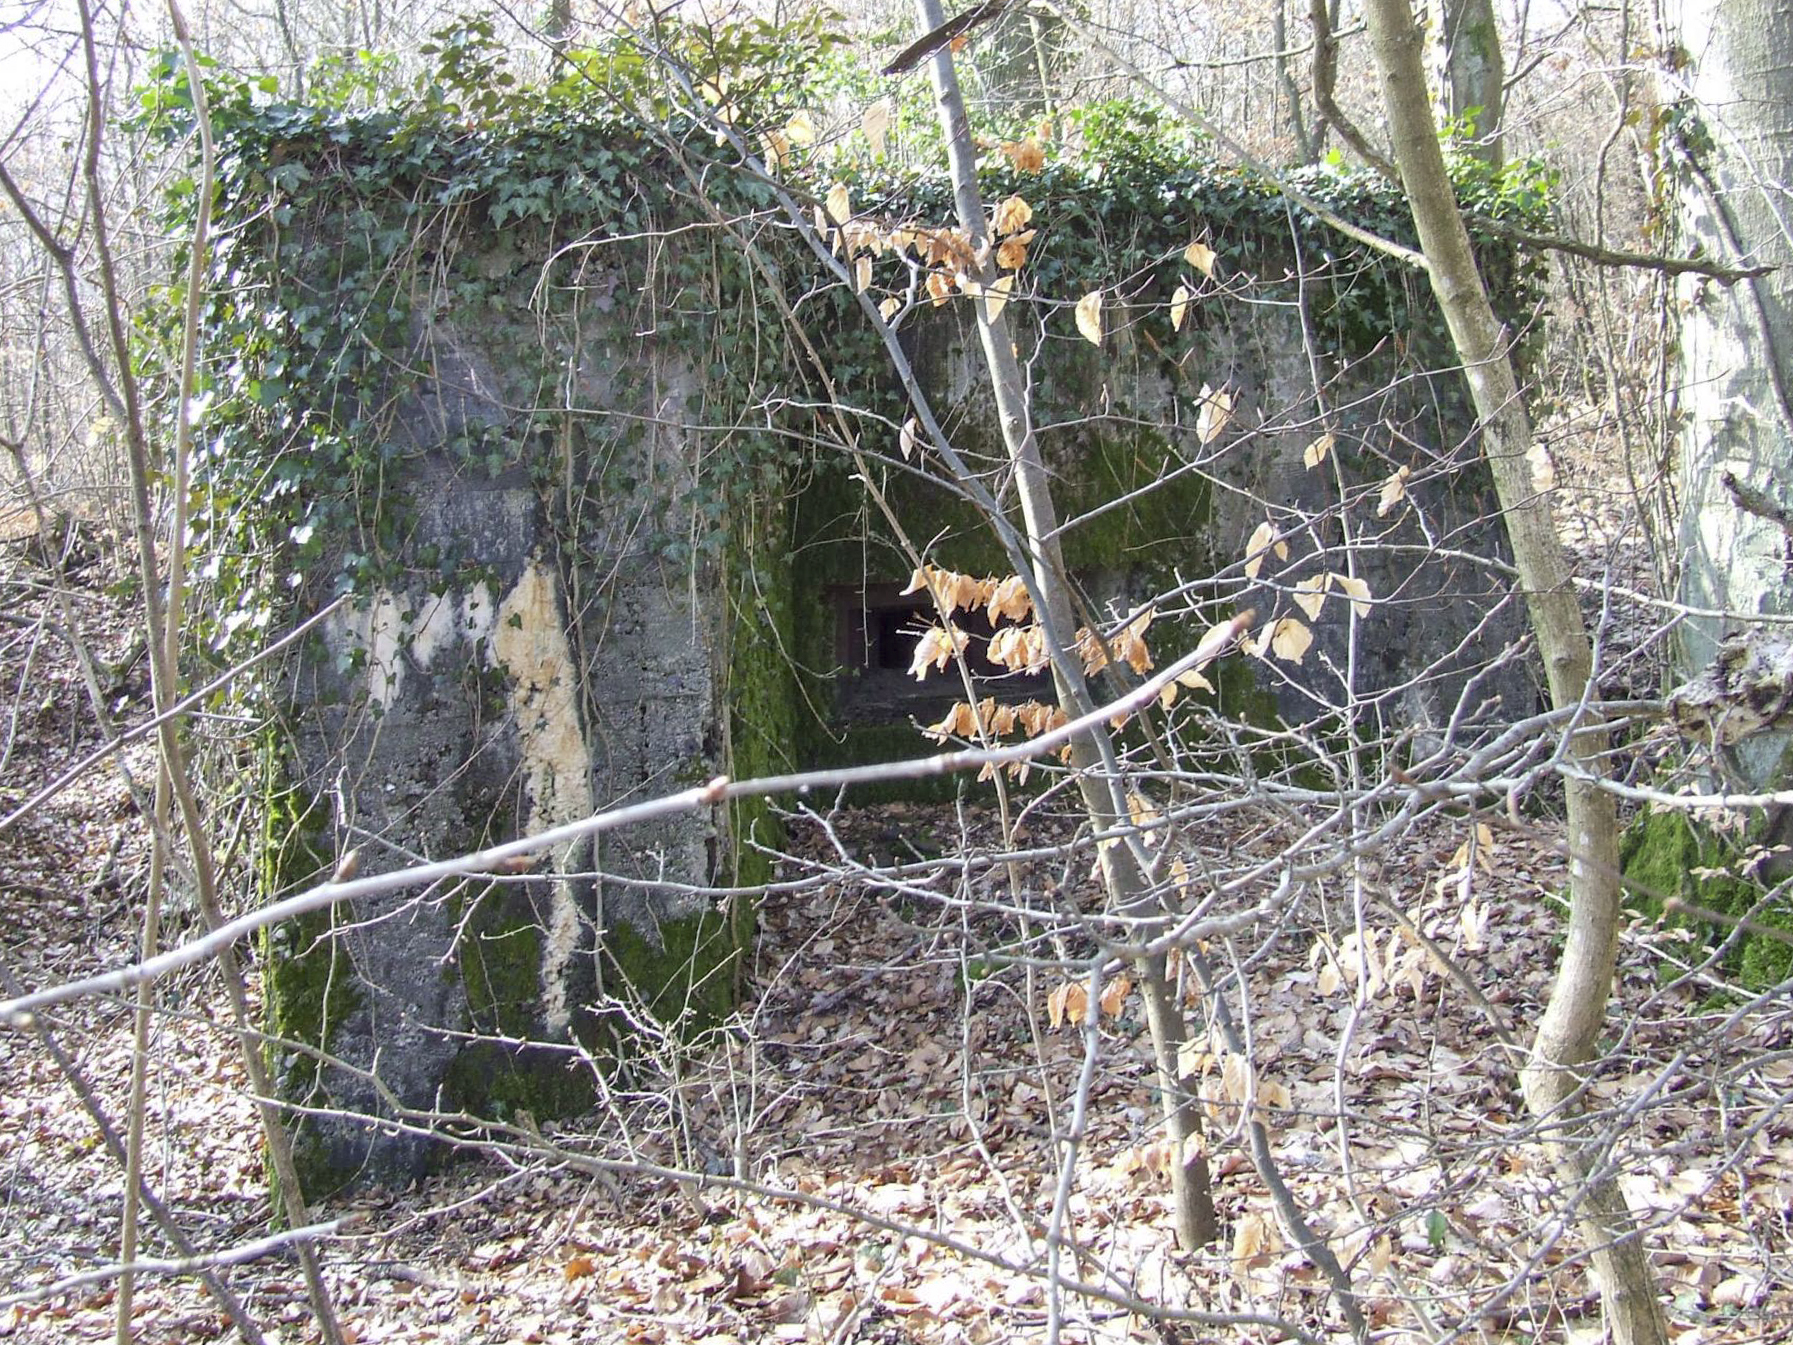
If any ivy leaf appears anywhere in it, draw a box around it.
[1075,290,1103,345]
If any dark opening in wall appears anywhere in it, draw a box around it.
[830,583,1050,722]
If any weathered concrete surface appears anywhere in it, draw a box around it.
[806,293,1529,747]
[268,314,730,1191]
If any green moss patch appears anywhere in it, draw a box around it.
[1621,807,1793,991]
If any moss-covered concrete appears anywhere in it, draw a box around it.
[603,907,745,1031]
[257,755,363,1202]
[1620,807,1793,991]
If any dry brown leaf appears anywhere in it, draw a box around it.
[564,1254,596,1282]
[1047,981,1089,1028]
[1303,432,1334,469]
[1183,239,1218,276]
[879,295,902,321]
[899,417,920,460]
[825,181,852,226]
[782,110,817,147]
[1074,290,1103,345]
[926,271,953,307]
[995,233,1032,269]
[1196,383,1235,445]
[1377,464,1411,516]
[1170,282,1192,332]
[861,100,891,156]
[1243,521,1277,580]
[982,273,1015,323]
[853,255,872,294]
[1293,575,1328,620]
[908,624,967,680]
[985,574,1032,623]
[1099,975,1132,1019]
[1266,617,1312,664]
[1330,572,1372,617]
[992,194,1034,235]
[760,129,791,171]
[1231,1211,1275,1292]
[1000,137,1046,172]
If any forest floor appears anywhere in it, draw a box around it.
[1,426,1790,1344]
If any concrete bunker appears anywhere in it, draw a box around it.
[198,108,1542,1192]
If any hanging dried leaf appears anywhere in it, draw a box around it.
[1243,521,1276,579]
[1293,575,1328,620]
[861,100,891,156]
[761,129,791,170]
[825,181,852,226]
[924,701,977,741]
[1268,617,1313,663]
[879,295,902,321]
[1527,440,1558,492]
[1187,609,1254,669]
[1196,383,1235,445]
[1075,625,1109,675]
[1074,290,1103,345]
[1047,981,1089,1028]
[853,255,872,294]
[1112,608,1155,674]
[1098,975,1132,1019]
[1170,283,1192,332]
[1183,239,1217,276]
[993,235,1027,269]
[899,417,920,460]
[1329,572,1372,617]
[982,273,1015,323]
[1377,465,1411,517]
[785,110,818,146]
[983,574,1031,623]
[1000,137,1046,172]
[908,623,968,680]
[926,271,953,307]
[991,194,1033,236]
[1303,432,1334,469]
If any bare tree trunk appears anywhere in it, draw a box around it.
[1426,0,1504,165]
[911,0,1217,1252]
[1359,2,1666,1343]
[69,5,346,1340]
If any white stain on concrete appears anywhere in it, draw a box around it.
[492,559,593,1035]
